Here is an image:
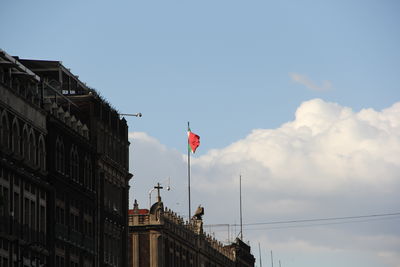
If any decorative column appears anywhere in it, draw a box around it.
[149,230,162,267]
[131,233,139,267]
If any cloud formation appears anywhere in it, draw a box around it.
[129,99,400,267]
[290,73,333,91]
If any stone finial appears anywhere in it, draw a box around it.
[64,111,71,126]
[82,124,89,139]
[57,106,65,122]
[70,116,77,130]
[51,102,58,116]
[43,98,52,111]
[76,120,83,134]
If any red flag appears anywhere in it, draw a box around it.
[188,128,200,153]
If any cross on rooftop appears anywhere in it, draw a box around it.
[154,182,163,202]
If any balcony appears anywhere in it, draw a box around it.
[0,216,47,246]
[70,229,83,245]
[83,235,95,252]
[55,223,68,240]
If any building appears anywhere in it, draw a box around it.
[0,50,133,267]
[128,192,255,267]
[0,49,49,266]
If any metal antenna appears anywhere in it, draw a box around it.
[259,243,263,267]
[271,250,274,267]
[239,174,243,240]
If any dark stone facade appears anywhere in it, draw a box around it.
[0,49,49,267]
[0,50,132,267]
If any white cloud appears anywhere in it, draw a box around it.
[129,99,400,267]
[194,99,400,196]
[290,73,333,91]
[378,251,400,267]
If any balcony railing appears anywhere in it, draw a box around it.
[0,216,47,245]
[55,223,68,240]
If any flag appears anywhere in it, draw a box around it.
[188,127,200,153]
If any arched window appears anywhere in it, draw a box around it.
[28,130,36,164]
[104,131,108,155]
[76,149,80,183]
[70,146,79,181]
[88,160,93,190]
[70,147,74,179]
[60,141,65,173]
[0,111,10,149]
[55,138,60,171]
[83,156,87,186]
[11,118,20,155]
[38,135,46,171]
[22,125,29,160]
[83,156,93,190]
[83,156,92,188]
[55,137,65,173]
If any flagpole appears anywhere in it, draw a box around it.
[188,121,191,220]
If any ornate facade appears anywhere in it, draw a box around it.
[0,49,49,267]
[128,198,255,267]
[0,50,133,267]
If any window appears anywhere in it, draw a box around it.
[28,130,36,164]
[0,112,10,149]
[83,156,88,187]
[24,198,29,225]
[13,176,19,187]
[22,126,29,160]
[38,135,46,170]
[83,156,93,189]
[55,245,66,267]
[55,137,65,173]
[30,200,36,230]
[13,192,19,222]
[70,202,80,232]
[11,118,20,155]
[70,146,79,181]
[0,187,8,217]
[40,205,45,234]
[56,195,65,225]
[56,204,65,225]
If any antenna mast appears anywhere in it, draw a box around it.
[239,174,243,240]
[271,250,274,267]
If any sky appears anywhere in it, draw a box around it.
[1,1,400,266]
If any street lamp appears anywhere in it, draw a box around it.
[119,113,142,118]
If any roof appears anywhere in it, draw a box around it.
[0,49,40,82]
[129,209,149,215]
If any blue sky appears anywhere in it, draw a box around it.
[2,1,400,266]
[2,0,400,152]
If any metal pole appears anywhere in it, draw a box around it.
[259,243,262,267]
[188,121,191,220]
[271,250,274,267]
[148,187,156,209]
[239,174,243,240]
[228,224,230,243]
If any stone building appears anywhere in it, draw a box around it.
[0,49,49,266]
[0,50,133,267]
[128,194,255,267]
